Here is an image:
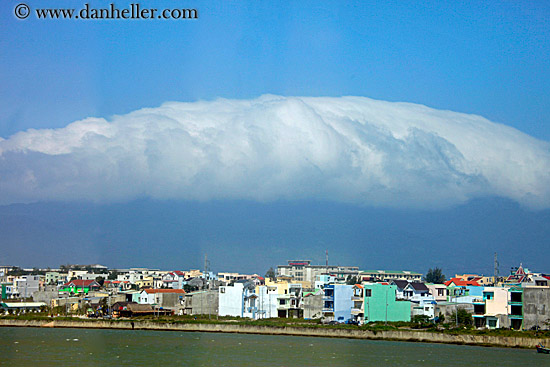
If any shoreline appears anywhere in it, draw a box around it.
[2,319,549,349]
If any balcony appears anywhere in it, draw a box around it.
[351,308,363,315]
[352,296,363,301]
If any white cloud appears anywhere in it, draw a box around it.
[0,95,549,208]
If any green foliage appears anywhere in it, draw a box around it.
[449,309,473,327]
[412,315,431,324]
[107,270,119,280]
[265,267,276,280]
[424,267,446,284]
[346,275,359,285]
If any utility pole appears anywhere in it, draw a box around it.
[325,250,328,276]
[494,252,499,285]
[385,287,388,325]
[204,253,211,319]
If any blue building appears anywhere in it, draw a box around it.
[322,284,353,323]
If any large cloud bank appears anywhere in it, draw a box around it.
[0,95,549,209]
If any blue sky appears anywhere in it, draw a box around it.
[1,1,549,276]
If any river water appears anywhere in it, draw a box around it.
[0,327,547,366]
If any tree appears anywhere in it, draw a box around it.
[424,268,446,284]
[449,309,473,327]
[265,267,276,280]
[95,276,105,286]
[346,275,359,285]
[108,270,119,280]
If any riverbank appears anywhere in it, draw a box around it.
[2,318,549,349]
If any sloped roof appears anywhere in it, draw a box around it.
[444,278,480,287]
[392,280,409,290]
[63,279,100,287]
[408,282,429,292]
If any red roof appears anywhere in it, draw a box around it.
[64,279,99,287]
[144,289,186,294]
[444,278,480,287]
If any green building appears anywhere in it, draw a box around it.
[363,283,411,323]
[59,280,100,295]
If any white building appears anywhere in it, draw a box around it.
[218,281,258,319]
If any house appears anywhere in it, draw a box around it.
[184,290,219,316]
[264,278,303,318]
[162,271,186,289]
[403,282,435,320]
[322,284,353,323]
[303,289,324,320]
[472,287,509,329]
[426,283,447,302]
[454,274,494,286]
[138,289,186,312]
[445,278,483,303]
[112,302,172,317]
[218,280,258,319]
[523,286,550,330]
[104,280,132,291]
[12,275,41,299]
[351,284,364,323]
[59,279,100,295]
[362,283,411,323]
[253,284,280,319]
[508,286,524,330]
[0,302,47,314]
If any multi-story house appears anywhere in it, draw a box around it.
[362,283,411,323]
[162,271,186,289]
[13,275,41,299]
[303,289,324,320]
[522,286,550,330]
[322,284,353,323]
[277,260,359,284]
[218,280,259,319]
[426,283,447,302]
[351,284,365,323]
[472,287,509,329]
[508,286,524,330]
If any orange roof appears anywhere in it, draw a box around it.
[444,278,480,287]
[354,284,363,288]
[144,288,186,294]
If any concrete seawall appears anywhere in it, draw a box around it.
[1,319,548,349]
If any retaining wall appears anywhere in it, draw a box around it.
[1,319,548,349]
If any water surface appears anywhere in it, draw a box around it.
[0,327,547,366]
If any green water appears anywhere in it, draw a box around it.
[0,327,548,366]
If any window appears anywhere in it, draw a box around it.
[220,288,225,293]
[365,289,372,297]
